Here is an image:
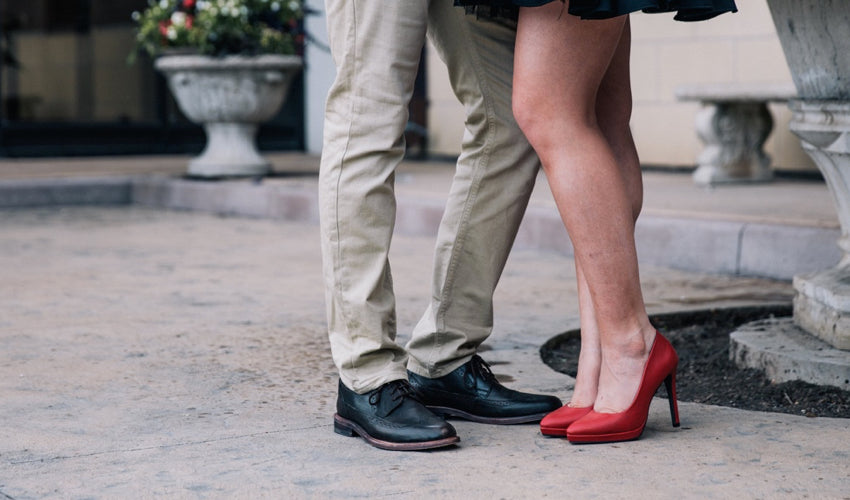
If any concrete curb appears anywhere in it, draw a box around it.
[0,177,132,208]
[0,174,841,280]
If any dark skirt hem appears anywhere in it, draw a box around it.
[455,0,737,22]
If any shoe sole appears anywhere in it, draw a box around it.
[566,426,645,444]
[333,413,460,451]
[428,406,549,425]
[539,425,568,437]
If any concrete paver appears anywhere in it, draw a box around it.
[1,206,847,499]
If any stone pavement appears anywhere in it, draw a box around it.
[1,155,848,498]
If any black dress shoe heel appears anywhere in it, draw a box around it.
[408,355,562,425]
[334,379,459,451]
[333,415,357,437]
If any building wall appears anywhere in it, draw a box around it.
[8,27,155,123]
[304,0,334,154]
[425,1,816,172]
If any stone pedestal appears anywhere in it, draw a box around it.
[730,0,850,388]
[676,83,795,186]
[793,269,850,350]
[188,123,267,178]
[692,101,773,185]
[788,100,850,350]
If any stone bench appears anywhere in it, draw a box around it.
[675,82,797,186]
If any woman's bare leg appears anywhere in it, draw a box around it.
[570,259,600,407]
[570,18,643,408]
[514,5,654,413]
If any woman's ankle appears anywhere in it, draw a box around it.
[569,381,597,408]
[571,347,601,407]
[603,325,655,360]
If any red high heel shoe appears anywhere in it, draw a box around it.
[540,404,592,437]
[566,332,680,444]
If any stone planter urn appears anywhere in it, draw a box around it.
[768,0,850,349]
[154,54,303,178]
[730,0,850,390]
[767,0,850,101]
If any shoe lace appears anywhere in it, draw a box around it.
[465,355,498,390]
[367,379,419,408]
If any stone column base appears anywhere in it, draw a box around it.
[731,316,850,390]
[793,268,850,350]
[788,100,850,351]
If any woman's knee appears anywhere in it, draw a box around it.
[511,86,542,139]
[513,89,597,151]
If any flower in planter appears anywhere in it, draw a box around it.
[133,0,305,58]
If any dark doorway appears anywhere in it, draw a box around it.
[0,0,304,157]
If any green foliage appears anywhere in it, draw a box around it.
[133,0,304,58]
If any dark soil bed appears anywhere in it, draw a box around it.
[540,304,850,418]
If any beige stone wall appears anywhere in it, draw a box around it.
[630,0,812,171]
[426,1,816,172]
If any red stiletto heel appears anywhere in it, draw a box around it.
[540,404,592,437]
[566,332,680,444]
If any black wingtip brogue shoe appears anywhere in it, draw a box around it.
[408,355,562,424]
[334,379,460,451]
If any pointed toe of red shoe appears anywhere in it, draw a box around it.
[540,405,592,437]
[565,409,646,443]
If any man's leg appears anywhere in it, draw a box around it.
[405,2,561,423]
[320,0,457,450]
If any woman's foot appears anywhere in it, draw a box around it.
[592,326,657,414]
[539,331,600,436]
[566,332,680,444]
[570,341,601,408]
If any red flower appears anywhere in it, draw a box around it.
[158,20,170,37]
[185,15,194,29]
[182,0,196,8]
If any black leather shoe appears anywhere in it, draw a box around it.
[334,379,459,451]
[408,355,562,424]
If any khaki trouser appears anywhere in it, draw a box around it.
[319,0,540,394]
